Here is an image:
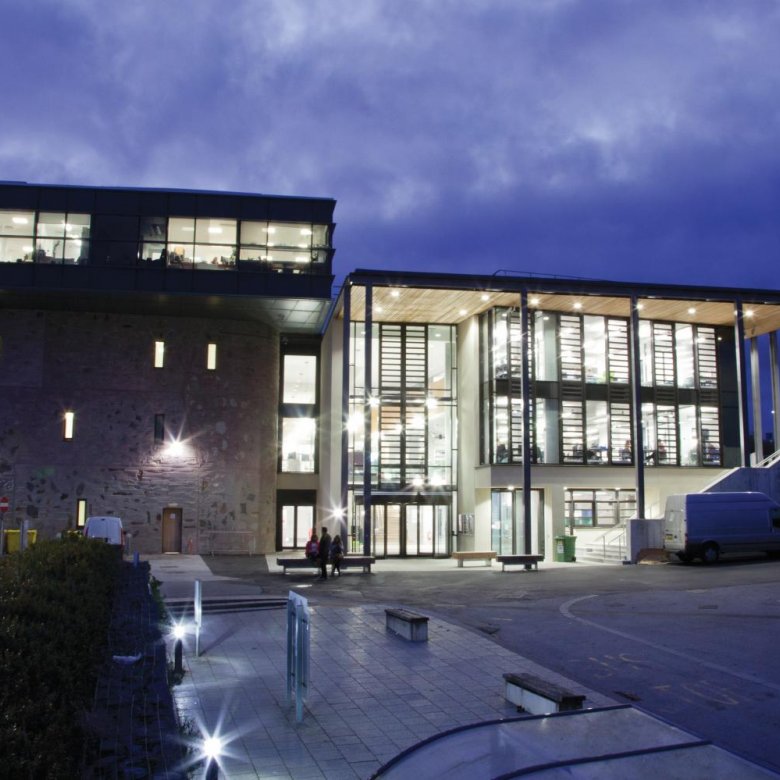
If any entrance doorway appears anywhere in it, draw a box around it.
[370,502,450,557]
[490,489,545,555]
[162,507,182,553]
[277,490,316,550]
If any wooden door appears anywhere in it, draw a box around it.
[162,507,182,553]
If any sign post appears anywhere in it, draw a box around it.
[194,579,202,657]
[286,591,310,722]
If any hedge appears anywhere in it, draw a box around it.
[0,537,120,778]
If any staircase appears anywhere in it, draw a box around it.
[165,595,287,618]
[702,448,780,502]
[577,525,628,565]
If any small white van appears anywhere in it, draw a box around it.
[83,516,125,547]
[664,492,780,563]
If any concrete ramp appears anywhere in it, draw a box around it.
[371,705,778,779]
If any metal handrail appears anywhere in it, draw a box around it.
[756,448,780,469]
[592,524,627,561]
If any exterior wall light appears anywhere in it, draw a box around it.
[63,411,75,440]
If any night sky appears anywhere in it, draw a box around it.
[2,1,779,290]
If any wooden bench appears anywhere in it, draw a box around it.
[452,550,497,567]
[496,554,544,572]
[276,555,375,575]
[503,672,586,715]
[385,608,429,642]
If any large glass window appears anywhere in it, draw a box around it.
[0,210,90,264]
[491,489,544,555]
[239,220,330,269]
[139,216,329,271]
[283,355,317,404]
[534,311,558,381]
[566,489,636,528]
[280,348,319,474]
[583,316,606,383]
[679,404,699,465]
[349,322,457,490]
[281,418,316,473]
[675,324,695,388]
[585,400,608,463]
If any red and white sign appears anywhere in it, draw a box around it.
[0,496,9,513]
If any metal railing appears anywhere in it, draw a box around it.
[592,524,627,562]
[756,448,780,469]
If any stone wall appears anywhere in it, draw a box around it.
[0,308,279,553]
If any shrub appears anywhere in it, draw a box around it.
[0,537,120,777]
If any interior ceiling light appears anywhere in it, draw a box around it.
[459,309,467,316]
[636,303,644,310]
[688,307,697,315]
[530,297,540,306]
[12,216,28,224]
[391,290,400,298]
[481,293,489,301]
[745,309,755,318]
[573,302,583,310]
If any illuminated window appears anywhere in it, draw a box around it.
[206,343,217,370]
[76,499,87,529]
[281,418,316,473]
[154,340,165,368]
[63,411,75,440]
[283,355,317,403]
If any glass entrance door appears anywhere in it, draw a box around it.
[281,505,314,549]
[371,502,449,557]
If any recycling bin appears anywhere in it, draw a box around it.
[554,534,577,562]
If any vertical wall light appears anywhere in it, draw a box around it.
[76,498,87,529]
[63,411,75,440]
[206,342,217,370]
[154,340,165,368]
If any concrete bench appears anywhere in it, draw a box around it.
[496,554,544,572]
[503,672,586,715]
[385,608,429,642]
[452,551,497,567]
[276,555,375,575]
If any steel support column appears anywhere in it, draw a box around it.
[629,296,645,518]
[750,336,764,462]
[340,285,351,542]
[771,332,780,453]
[520,289,532,553]
[362,285,373,556]
[734,300,750,467]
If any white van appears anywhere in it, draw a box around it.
[664,492,780,563]
[83,516,125,547]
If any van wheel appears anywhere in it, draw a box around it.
[677,553,692,564]
[701,544,719,564]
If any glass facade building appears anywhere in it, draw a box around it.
[331,274,780,561]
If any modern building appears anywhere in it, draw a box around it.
[324,271,780,561]
[2,182,780,559]
[0,182,335,554]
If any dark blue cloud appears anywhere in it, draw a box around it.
[1,0,778,290]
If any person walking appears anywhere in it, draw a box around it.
[318,526,332,580]
[330,534,344,577]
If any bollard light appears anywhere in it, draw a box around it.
[203,735,222,779]
[171,623,187,678]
